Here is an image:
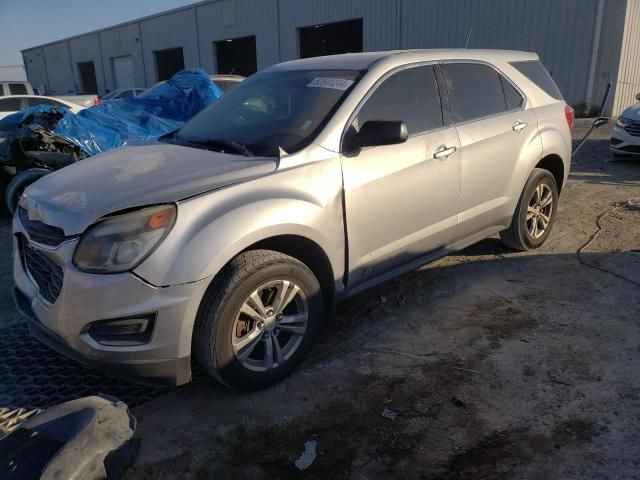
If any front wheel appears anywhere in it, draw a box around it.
[194,250,323,390]
[5,168,51,215]
[500,168,559,251]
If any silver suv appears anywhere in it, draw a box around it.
[13,50,573,390]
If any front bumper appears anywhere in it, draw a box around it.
[12,217,210,387]
[610,124,640,156]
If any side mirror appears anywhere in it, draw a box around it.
[593,117,609,129]
[635,92,640,102]
[348,120,408,149]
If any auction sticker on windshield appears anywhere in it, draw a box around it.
[307,77,355,91]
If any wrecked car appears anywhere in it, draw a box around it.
[0,68,223,213]
[14,50,572,390]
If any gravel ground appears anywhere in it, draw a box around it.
[1,120,638,478]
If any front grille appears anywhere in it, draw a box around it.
[624,121,640,137]
[17,206,70,247]
[19,237,64,304]
[617,145,640,154]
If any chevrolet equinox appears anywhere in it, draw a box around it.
[13,50,573,390]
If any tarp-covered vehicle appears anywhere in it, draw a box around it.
[0,69,223,213]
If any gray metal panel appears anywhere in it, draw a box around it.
[613,0,640,115]
[401,0,599,107]
[41,42,75,95]
[139,7,200,83]
[592,0,626,116]
[195,0,280,73]
[99,23,147,90]
[277,0,399,61]
[68,34,105,94]
[22,48,48,95]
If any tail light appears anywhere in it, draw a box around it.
[93,97,101,106]
[564,104,575,130]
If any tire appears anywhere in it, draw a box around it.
[500,168,559,251]
[194,249,323,391]
[5,168,51,215]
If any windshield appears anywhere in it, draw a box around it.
[174,69,361,156]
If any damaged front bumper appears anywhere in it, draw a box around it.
[12,215,210,387]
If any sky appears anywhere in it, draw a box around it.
[0,0,198,80]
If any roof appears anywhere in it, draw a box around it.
[265,49,539,72]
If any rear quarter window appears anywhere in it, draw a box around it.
[510,60,563,100]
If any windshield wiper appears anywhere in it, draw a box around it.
[181,136,254,157]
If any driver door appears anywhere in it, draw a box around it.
[341,64,461,286]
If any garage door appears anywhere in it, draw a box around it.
[112,56,135,89]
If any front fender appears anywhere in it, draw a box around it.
[134,156,345,287]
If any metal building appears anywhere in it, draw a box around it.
[22,0,640,115]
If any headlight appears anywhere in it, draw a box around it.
[616,116,631,128]
[73,205,176,273]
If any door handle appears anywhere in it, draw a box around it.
[433,145,457,159]
[512,120,528,132]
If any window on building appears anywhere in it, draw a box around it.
[215,36,257,77]
[441,63,509,123]
[154,47,185,82]
[353,65,443,136]
[9,83,28,95]
[299,19,363,59]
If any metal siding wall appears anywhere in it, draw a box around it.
[42,42,75,95]
[613,0,640,115]
[196,0,280,73]
[140,7,200,83]
[277,0,399,61]
[22,48,48,94]
[592,0,626,116]
[100,23,147,90]
[401,0,599,107]
[68,34,106,94]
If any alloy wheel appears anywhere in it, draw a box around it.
[526,183,553,239]
[231,279,308,372]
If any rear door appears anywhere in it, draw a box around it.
[341,64,461,286]
[440,62,540,238]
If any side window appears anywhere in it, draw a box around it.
[119,90,134,98]
[354,65,443,136]
[0,84,4,97]
[501,76,524,110]
[27,98,65,108]
[9,83,28,95]
[0,98,23,112]
[442,63,507,123]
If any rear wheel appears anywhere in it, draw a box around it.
[195,250,323,390]
[500,168,558,250]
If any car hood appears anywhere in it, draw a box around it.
[621,102,640,121]
[22,142,278,235]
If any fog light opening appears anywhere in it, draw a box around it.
[87,314,156,346]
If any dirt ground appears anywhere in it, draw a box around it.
[1,122,639,479]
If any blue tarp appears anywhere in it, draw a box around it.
[0,68,223,157]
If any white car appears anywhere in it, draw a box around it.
[610,93,640,157]
[0,81,35,96]
[100,88,146,100]
[0,95,84,120]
